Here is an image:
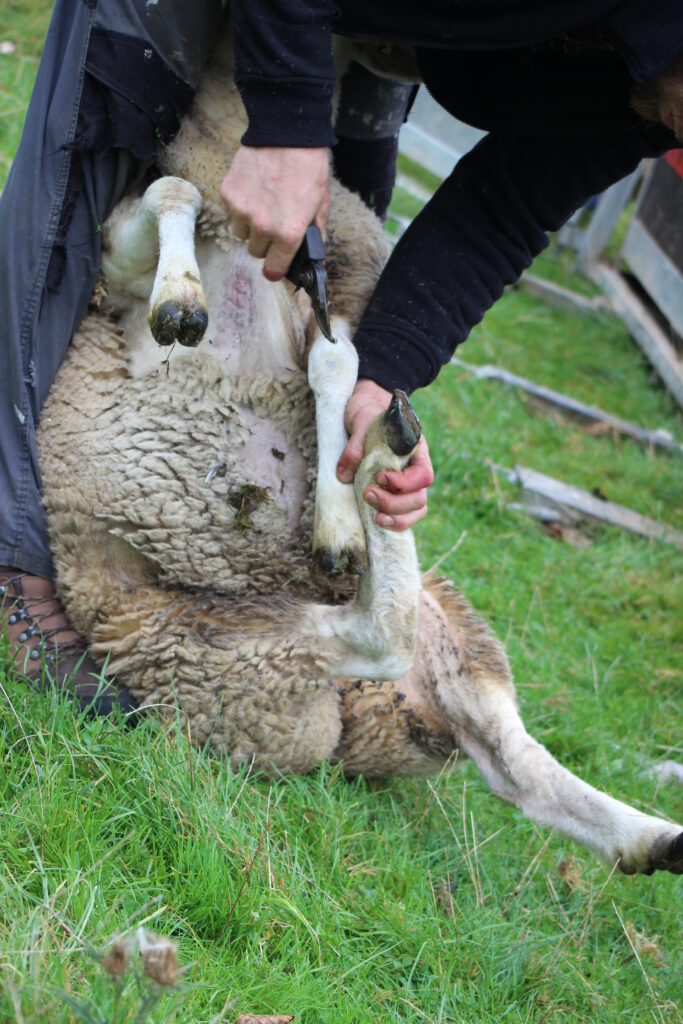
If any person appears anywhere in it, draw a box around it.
[221,0,682,496]
[0,1,680,713]
[0,0,421,712]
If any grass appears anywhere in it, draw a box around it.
[1,6,682,1023]
[0,1,53,185]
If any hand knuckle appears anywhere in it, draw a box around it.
[250,216,269,236]
[282,227,304,248]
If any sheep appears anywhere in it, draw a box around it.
[36,22,682,878]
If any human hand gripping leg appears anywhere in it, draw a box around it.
[337,378,434,531]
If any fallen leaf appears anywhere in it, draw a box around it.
[542,691,572,710]
[585,421,615,437]
[624,921,664,967]
[437,877,458,917]
[542,521,592,547]
[558,855,583,892]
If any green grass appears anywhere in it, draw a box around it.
[0,0,54,184]
[1,7,682,1023]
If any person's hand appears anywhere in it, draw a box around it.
[219,145,330,281]
[337,378,434,531]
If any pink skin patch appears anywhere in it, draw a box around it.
[213,265,255,357]
[234,403,309,532]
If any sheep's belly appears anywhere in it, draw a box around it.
[40,323,318,598]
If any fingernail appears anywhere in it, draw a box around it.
[365,490,378,507]
[375,473,388,488]
[377,514,394,528]
[337,464,353,483]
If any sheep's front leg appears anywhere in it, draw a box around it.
[436,675,683,875]
[305,390,423,680]
[307,318,367,574]
[102,176,208,348]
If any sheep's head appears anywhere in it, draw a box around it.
[631,52,683,142]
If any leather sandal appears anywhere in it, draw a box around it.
[0,567,137,717]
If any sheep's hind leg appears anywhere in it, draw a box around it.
[434,668,683,875]
[334,675,456,779]
[307,318,367,575]
[102,176,208,348]
[304,390,422,681]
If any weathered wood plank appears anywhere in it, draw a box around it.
[588,262,683,409]
[451,357,683,456]
[517,274,610,317]
[507,465,683,548]
[576,168,643,268]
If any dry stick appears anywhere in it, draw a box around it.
[461,782,482,906]
[565,958,605,1005]
[208,994,238,1024]
[444,846,455,922]
[612,901,665,1024]
[266,786,275,890]
[470,811,484,906]
[399,996,438,1023]
[502,832,553,916]
[6,731,41,754]
[3,980,26,1024]
[520,587,538,648]
[533,584,550,638]
[223,753,255,826]
[416,749,459,840]
[226,829,267,941]
[577,859,620,950]
[426,868,446,944]
[544,873,572,933]
[426,779,464,854]
[426,776,505,871]
[426,530,467,574]
[488,460,505,514]
[186,714,194,792]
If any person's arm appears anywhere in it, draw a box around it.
[221,0,337,280]
[350,123,676,396]
[333,122,675,523]
[231,0,338,149]
[223,2,433,529]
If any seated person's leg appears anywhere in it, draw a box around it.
[333,62,417,221]
[0,0,219,714]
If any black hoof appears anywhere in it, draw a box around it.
[382,390,421,456]
[150,301,208,348]
[649,830,683,874]
[313,546,367,577]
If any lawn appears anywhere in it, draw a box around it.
[1,5,682,1023]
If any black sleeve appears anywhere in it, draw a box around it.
[231,0,338,148]
[353,124,676,393]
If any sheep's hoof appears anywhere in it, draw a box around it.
[382,390,421,456]
[313,544,367,577]
[149,300,208,348]
[648,830,683,874]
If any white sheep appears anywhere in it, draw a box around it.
[36,22,682,877]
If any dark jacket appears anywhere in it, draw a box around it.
[232,1,681,392]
